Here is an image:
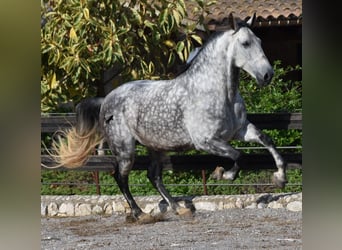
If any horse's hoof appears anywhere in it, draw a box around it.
[126,212,155,224]
[176,207,194,219]
[137,212,156,224]
[222,171,237,181]
[211,166,225,180]
[272,174,288,189]
[125,213,138,223]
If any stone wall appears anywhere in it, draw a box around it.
[41,192,302,217]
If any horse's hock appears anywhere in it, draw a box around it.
[41,192,302,217]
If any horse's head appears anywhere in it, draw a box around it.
[228,13,274,86]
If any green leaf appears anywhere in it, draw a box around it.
[80,58,91,73]
[167,52,175,66]
[41,44,55,54]
[144,20,156,29]
[163,39,176,48]
[69,27,78,41]
[176,41,185,53]
[176,1,185,18]
[148,61,154,74]
[83,7,90,20]
[177,51,184,62]
[49,72,59,89]
[130,8,142,24]
[172,10,182,27]
[153,30,161,44]
[159,9,168,25]
[191,34,202,45]
[167,14,174,31]
[74,13,83,26]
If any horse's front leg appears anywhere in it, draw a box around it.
[236,122,287,188]
[147,150,193,218]
[198,139,242,181]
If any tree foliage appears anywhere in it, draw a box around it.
[41,0,213,112]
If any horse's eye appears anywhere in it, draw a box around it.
[242,41,250,47]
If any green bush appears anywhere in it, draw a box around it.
[240,60,302,113]
[41,0,210,111]
[41,168,302,195]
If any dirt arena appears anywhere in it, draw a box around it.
[42,208,301,249]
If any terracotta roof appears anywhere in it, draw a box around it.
[185,0,302,29]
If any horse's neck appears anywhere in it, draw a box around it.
[181,34,240,102]
[227,65,240,101]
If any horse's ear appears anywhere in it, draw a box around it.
[228,13,236,30]
[246,13,256,27]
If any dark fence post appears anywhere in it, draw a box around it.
[92,170,101,195]
[202,169,208,195]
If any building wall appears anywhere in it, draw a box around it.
[254,25,302,80]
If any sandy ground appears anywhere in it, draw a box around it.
[41,208,301,249]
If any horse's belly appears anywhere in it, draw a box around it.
[132,114,193,151]
[135,121,193,150]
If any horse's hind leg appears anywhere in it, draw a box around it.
[105,129,153,222]
[236,122,287,188]
[113,159,141,217]
[147,150,193,218]
[112,155,156,223]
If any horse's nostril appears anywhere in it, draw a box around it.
[264,73,270,82]
[264,71,273,82]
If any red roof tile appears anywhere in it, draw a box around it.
[185,0,302,28]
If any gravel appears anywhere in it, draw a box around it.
[41,208,302,249]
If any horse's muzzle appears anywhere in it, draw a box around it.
[257,68,274,86]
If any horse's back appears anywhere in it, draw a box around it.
[100,80,150,118]
[100,79,193,151]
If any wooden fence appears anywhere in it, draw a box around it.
[41,113,302,194]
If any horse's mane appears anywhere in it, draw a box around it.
[191,31,225,63]
[174,31,227,76]
[185,19,249,69]
[180,31,226,74]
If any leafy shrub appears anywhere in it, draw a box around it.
[240,60,302,113]
[41,0,210,111]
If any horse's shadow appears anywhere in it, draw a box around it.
[156,192,301,213]
[256,192,301,205]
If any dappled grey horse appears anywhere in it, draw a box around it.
[50,13,287,222]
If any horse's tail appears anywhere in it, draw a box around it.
[47,97,105,169]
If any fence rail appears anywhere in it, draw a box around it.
[41,112,302,133]
[41,153,302,172]
[41,112,302,195]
